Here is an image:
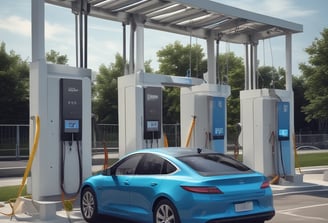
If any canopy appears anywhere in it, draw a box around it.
[45,0,303,43]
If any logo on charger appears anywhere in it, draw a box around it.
[147,94,159,101]
[218,101,223,108]
[68,87,79,93]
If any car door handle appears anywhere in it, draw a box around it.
[150,182,158,187]
[124,180,130,185]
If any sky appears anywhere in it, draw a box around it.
[0,0,327,76]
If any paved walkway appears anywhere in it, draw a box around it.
[0,166,327,223]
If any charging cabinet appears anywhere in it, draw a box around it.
[29,62,92,200]
[143,87,162,140]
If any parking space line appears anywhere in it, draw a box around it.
[278,211,327,222]
[278,203,328,212]
[277,203,328,222]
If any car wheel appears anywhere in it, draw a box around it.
[154,199,180,223]
[81,187,99,223]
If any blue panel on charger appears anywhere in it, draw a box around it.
[212,97,225,140]
[277,102,290,140]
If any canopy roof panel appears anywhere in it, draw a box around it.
[46,0,303,43]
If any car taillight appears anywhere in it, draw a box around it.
[260,181,270,189]
[181,186,223,194]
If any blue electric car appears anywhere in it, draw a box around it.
[80,148,275,223]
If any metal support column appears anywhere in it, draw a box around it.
[31,0,45,62]
[136,20,145,72]
[216,39,221,84]
[129,21,136,74]
[123,23,128,75]
[206,34,216,84]
[72,0,90,68]
[285,33,292,91]
[252,41,258,89]
[244,43,249,90]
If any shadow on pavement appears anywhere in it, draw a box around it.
[99,215,139,223]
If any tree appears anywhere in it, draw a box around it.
[93,54,124,123]
[92,53,153,123]
[292,75,316,132]
[46,49,68,64]
[0,42,29,123]
[0,44,69,124]
[218,52,244,127]
[257,66,286,89]
[157,41,207,123]
[299,28,328,131]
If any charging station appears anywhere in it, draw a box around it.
[29,62,92,201]
[118,71,206,157]
[180,84,230,152]
[118,71,230,156]
[240,89,296,180]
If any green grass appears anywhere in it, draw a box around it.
[296,153,328,167]
[0,185,28,202]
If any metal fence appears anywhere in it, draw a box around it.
[295,133,328,150]
[1,123,327,159]
[0,124,29,159]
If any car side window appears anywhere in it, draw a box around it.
[135,154,177,175]
[136,154,164,175]
[162,160,176,174]
[115,154,143,175]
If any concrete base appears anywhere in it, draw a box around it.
[14,197,61,221]
[323,170,328,181]
[38,200,60,221]
[279,174,304,186]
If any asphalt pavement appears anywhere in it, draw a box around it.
[0,151,327,223]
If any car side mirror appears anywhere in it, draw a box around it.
[103,167,116,176]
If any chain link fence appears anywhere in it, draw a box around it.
[1,123,327,159]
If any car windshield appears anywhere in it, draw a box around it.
[178,154,252,176]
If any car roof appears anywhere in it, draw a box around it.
[134,147,220,158]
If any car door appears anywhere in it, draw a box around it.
[127,154,166,221]
[99,154,144,216]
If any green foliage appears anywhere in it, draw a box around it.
[0,45,69,124]
[93,54,125,123]
[157,41,207,123]
[157,41,207,78]
[219,52,244,126]
[299,28,328,129]
[144,60,154,73]
[89,53,153,124]
[46,49,68,65]
[0,42,29,123]
[292,75,313,131]
[257,66,286,89]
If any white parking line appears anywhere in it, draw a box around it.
[278,203,328,212]
[277,203,328,222]
[278,211,327,222]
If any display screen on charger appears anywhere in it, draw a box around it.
[278,129,289,139]
[147,120,159,131]
[64,120,79,133]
